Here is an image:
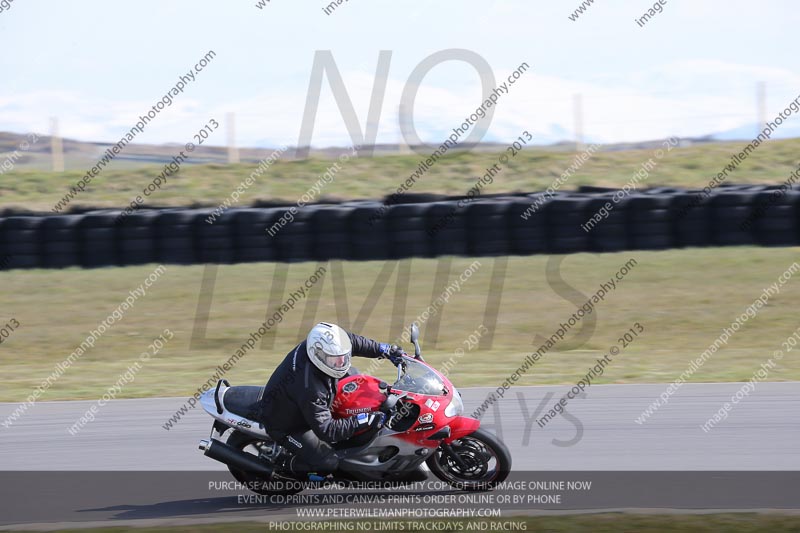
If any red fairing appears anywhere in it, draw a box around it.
[444,416,481,443]
[331,375,386,418]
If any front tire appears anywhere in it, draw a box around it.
[426,428,511,491]
[225,431,303,496]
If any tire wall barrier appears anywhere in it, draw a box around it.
[0,184,798,270]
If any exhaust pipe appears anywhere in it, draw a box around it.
[199,438,274,479]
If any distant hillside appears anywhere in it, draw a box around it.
[0,131,738,172]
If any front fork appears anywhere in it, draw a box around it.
[439,442,471,470]
[436,415,481,469]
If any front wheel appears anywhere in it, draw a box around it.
[426,428,511,491]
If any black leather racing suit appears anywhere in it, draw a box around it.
[258,332,387,475]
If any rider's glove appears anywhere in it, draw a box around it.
[379,343,404,366]
[356,411,386,431]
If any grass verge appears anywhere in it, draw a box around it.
[2,138,800,211]
[2,246,799,402]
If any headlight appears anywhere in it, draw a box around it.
[444,388,463,417]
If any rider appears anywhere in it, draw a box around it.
[258,322,404,480]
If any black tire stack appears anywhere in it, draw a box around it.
[0,184,797,270]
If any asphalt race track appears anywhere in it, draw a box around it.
[1,383,798,528]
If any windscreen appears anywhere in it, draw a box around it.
[393,358,447,396]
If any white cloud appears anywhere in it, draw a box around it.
[2,60,798,148]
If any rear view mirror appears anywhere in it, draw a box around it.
[410,323,422,360]
[410,323,419,343]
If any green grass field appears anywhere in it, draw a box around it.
[2,138,800,212]
[2,247,799,402]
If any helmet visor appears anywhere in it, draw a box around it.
[310,341,351,372]
[325,353,351,371]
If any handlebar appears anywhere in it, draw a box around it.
[380,389,408,414]
[400,350,422,361]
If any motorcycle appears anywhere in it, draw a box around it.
[197,323,511,494]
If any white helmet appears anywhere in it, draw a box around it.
[306,322,352,378]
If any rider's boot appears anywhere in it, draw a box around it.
[288,456,333,483]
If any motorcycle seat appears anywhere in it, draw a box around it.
[222,385,263,420]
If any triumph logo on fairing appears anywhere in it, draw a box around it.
[346,407,371,414]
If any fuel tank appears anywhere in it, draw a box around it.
[331,375,387,418]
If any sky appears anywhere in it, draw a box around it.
[1,0,799,148]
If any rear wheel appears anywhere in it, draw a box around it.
[225,431,303,496]
[426,428,511,491]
